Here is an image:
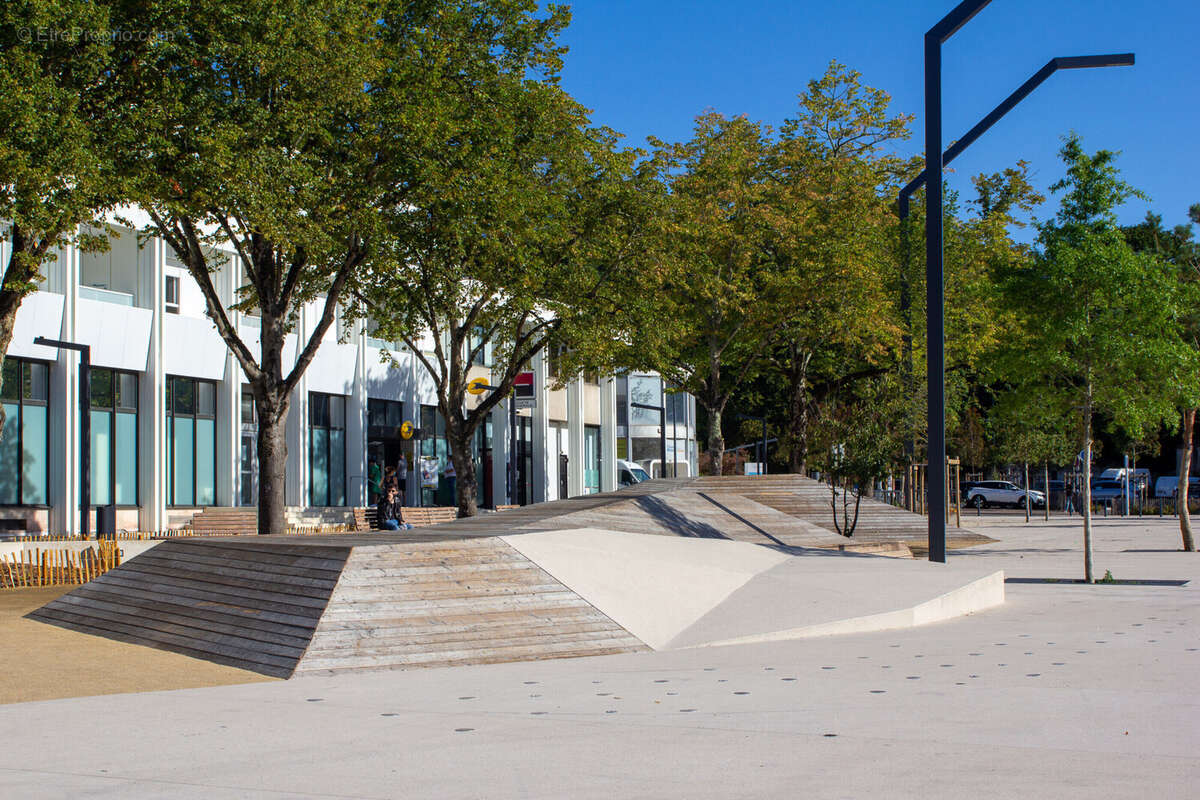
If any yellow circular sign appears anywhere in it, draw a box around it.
[467,378,489,396]
[400,421,414,440]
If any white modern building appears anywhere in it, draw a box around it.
[0,222,698,535]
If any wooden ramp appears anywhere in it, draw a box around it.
[296,538,645,675]
[29,535,647,678]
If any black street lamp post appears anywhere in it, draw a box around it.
[33,336,91,539]
[916,0,1132,562]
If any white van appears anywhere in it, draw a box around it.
[617,459,651,487]
[1154,476,1200,499]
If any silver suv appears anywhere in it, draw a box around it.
[966,480,1045,510]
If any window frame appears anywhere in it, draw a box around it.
[166,375,217,507]
[309,391,348,506]
[88,366,140,507]
[0,357,51,506]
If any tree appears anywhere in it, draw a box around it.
[130,0,564,533]
[0,1,134,426]
[815,376,905,535]
[997,135,1198,580]
[361,59,658,517]
[1123,205,1200,550]
[767,63,909,475]
[643,113,802,474]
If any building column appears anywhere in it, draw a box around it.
[566,378,585,497]
[49,243,78,536]
[492,399,510,505]
[405,348,421,507]
[214,246,239,508]
[286,307,309,508]
[347,318,368,507]
[530,350,551,503]
[600,376,617,492]
[138,237,167,530]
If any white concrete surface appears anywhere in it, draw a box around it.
[669,556,1004,648]
[501,528,790,648]
[2,514,1198,799]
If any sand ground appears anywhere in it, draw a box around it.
[0,586,274,705]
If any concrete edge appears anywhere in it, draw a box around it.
[676,569,1006,649]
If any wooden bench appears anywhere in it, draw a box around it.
[355,506,459,530]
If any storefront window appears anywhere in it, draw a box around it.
[584,424,601,494]
[0,358,49,505]
[167,376,216,506]
[89,367,138,506]
[419,404,449,506]
[309,392,346,506]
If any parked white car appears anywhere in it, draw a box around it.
[966,481,1046,509]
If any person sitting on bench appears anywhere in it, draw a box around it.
[376,485,411,530]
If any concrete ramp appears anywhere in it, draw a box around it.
[667,555,1005,648]
[501,529,790,648]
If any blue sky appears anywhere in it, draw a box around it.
[557,0,1199,234]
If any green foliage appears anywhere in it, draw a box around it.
[993,133,1198,579]
[357,11,658,513]
[998,135,1198,441]
[0,0,136,405]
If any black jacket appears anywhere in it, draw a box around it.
[377,498,404,526]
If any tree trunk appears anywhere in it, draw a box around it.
[1043,462,1050,521]
[706,404,725,476]
[1023,461,1030,523]
[1081,400,1095,583]
[0,300,16,436]
[447,424,478,518]
[1180,407,1196,551]
[255,401,289,535]
[786,350,812,474]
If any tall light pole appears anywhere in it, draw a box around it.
[919,0,1132,562]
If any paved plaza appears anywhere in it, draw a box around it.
[1,513,1197,799]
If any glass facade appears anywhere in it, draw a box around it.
[0,358,49,505]
[419,404,449,506]
[89,367,138,506]
[167,376,216,506]
[240,387,257,506]
[309,392,346,506]
[583,424,601,494]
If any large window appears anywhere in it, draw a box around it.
[309,392,346,506]
[0,358,49,505]
[368,398,404,432]
[584,424,601,494]
[167,376,216,506]
[90,368,138,506]
[240,387,258,506]
[419,404,448,506]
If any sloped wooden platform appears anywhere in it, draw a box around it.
[296,538,645,675]
[28,540,349,677]
[29,474,975,678]
[29,536,647,678]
